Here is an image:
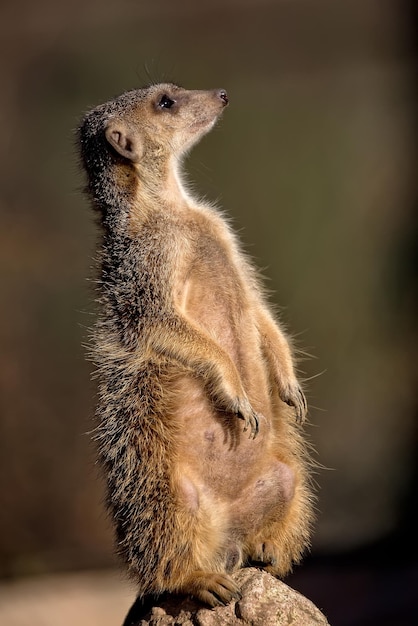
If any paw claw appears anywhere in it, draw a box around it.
[250,541,279,567]
[234,397,260,438]
[188,572,241,607]
[280,382,307,424]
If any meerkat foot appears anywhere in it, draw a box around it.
[249,540,279,567]
[182,571,241,607]
[279,381,307,424]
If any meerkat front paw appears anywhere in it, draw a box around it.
[279,380,307,424]
[214,384,260,438]
[231,396,260,439]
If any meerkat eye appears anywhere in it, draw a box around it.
[158,95,175,109]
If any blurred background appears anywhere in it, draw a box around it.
[0,1,416,624]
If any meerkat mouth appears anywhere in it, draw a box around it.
[190,114,220,133]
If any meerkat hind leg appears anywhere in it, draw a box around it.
[243,460,306,574]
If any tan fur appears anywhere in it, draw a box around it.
[77,84,315,607]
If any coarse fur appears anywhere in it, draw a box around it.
[77,83,315,607]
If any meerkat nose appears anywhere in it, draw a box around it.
[216,89,229,106]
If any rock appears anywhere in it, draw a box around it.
[122,568,330,625]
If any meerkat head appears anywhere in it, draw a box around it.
[104,83,229,163]
[78,84,228,208]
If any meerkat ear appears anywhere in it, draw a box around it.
[105,121,142,162]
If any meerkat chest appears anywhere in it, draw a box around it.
[173,223,255,367]
[176,224,246,312]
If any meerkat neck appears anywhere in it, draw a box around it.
[95,155,191,234]
[134,154,192,212]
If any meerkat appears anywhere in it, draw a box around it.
[77,83,314,607]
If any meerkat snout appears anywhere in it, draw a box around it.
[216,89,229,106]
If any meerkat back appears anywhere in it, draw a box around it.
[78,83,314,607]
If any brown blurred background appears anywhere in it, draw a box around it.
[0,1,416,624]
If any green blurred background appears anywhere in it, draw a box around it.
[0,1,416,624]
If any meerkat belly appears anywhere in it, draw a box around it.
[171,375,271,500]
[171,374,294,541]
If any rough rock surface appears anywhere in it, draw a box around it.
[123,568,330,626]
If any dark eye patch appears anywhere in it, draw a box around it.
[158,95,175,109]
